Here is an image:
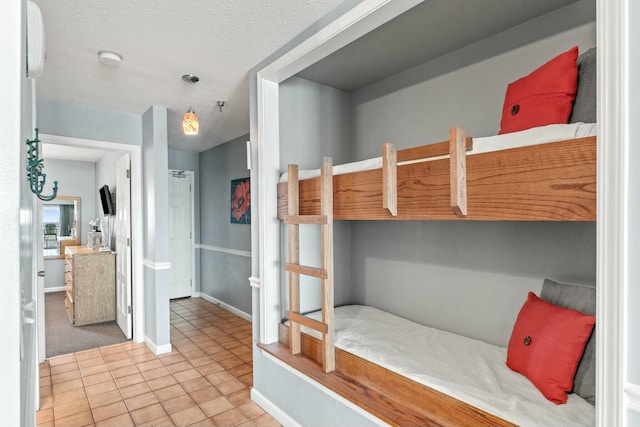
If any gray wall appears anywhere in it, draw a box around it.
[142,106,171,348]
[348,23,596,347]
[95,152,122,250]
[37,98,142,145]
[199,134,251,315]
[279,77,352,313]
[43,159,97,289]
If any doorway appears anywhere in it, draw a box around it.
[36,134,144,363]
[168,170,195,299]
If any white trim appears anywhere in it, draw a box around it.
[626,383,640,414]
[142,259,171,270]
[197,244,251,258]
[255,350,389,427]
[256,0,422,83]
[39,134,145,345]
[256,0,422,345]
[144,335,172,355]
[198,292,252,322]
[249,276,261,289]
[44,286,65,293]
[597,1,627,426]
[251,388,303,427]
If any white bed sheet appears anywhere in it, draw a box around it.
[279,122,597,182]
[304,305,594,427]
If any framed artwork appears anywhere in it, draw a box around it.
[230,177,251,224]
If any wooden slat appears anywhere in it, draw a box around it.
[282,215,326,225]
[262,335,515,427]
[289,312,328,334]
[277,137,596,221]
[288,164,301,355]
[397,137,472,162]
[284,263,326,279]
[382,142,397,216]
[321,157,335,373]
[449,127,467,216]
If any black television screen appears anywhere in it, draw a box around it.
[99,185,115,216]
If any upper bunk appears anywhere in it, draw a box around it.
[278,38,597,222]
[277,123,596,221]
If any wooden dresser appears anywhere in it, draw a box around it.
[64,245,116,326]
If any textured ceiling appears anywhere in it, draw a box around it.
[33,0,346,152]
[298,0,581,91]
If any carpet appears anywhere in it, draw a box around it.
[45,291,128,357]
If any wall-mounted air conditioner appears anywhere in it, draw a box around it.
[27,0,45,79]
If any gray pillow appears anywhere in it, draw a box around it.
[569,47,596,123]
[540,278,595,405]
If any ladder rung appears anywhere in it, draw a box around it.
[283,215,326,225]
[285,263,326,279]
[289,312,328,334]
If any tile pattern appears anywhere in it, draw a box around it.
[36,297,280,427]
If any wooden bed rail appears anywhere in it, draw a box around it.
[450,127,467,216]
[382,128,472,217]
[260,324,515,427]
[277,135,596,221]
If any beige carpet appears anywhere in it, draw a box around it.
[45,291,128,357]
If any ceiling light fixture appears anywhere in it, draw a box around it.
[182,74,200,136]
[217,101,225,112]
[98,51,122,66]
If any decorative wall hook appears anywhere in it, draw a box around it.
[26,128,58,201]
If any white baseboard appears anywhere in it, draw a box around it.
[251,388,302,427]
[44,286,65,293]
[144,336,172,355]
[197,292,252,322]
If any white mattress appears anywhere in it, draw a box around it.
[303,305,594,427]
[279,122,597,182]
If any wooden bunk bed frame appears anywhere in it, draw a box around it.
[260,128,597,425]
[277,127,597,222]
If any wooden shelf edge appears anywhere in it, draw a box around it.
[257,339,515,427]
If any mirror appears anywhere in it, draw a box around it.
[43,196,81,259]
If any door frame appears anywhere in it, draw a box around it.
[255,1,628,426]
[36,134,144,360]
[168,169,196,298]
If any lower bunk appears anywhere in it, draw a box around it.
[259,304,594,427]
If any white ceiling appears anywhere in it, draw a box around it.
[41,144,106,163]
[33,0,346,153]
[298,0,582,91]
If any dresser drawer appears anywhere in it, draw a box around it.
[64,293,74,324]
[64,255,73,273]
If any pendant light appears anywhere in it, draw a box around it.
[182,74,200,135]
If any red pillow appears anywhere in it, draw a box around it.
[499,46,579,134]
[506,292,595,404]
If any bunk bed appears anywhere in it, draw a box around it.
[277,123,596,222]
[259,47,598,426]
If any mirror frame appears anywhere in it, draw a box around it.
[44,195,81,259]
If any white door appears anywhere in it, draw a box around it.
[168,170,193,299]
[115,154,132,338]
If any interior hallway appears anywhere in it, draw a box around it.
[36,297,279,427]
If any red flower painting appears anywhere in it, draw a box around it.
[230,178,251,224]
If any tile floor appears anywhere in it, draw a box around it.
[36,297,280,427]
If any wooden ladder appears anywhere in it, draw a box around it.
[283,158,335,373]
